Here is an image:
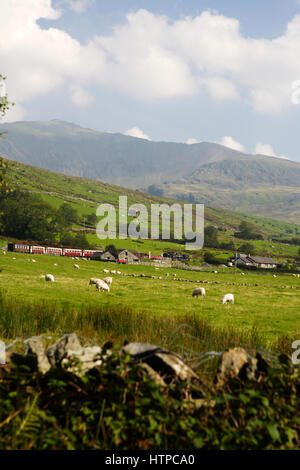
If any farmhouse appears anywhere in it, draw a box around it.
[117,249,139,263]
[230,254,278,269]
[91,249,139,263]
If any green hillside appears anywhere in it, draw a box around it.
[3,157,300,259]
[147,157,300,224]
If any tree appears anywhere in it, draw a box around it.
[57,203,78,226]
[239,243,255,254]
[105,244,118,257]
[59,231,75,247]
[204,225,219,248]
[73,232,91,249]
[0,190,58,243]
[0,75,13,197]
[86,213,97,227]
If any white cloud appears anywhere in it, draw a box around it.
[255,142,289,159]
[69,84,94,107]
[186,138,199,145]
[63,0,93,13]
[124,127,150,140]
[219,136,245,152]
[1,4,300,115]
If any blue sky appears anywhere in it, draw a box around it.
[1,0,300,161]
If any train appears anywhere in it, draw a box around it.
[7,243,99,258]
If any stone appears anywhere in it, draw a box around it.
[123,342,198,384]
[47,333,82,366]
[61,345,102,376]
[25,337,51,374]
[215,347,248,387]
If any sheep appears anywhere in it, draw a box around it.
[95,280,110,292]
[89,277,101,286]
[116,271,122,275]
[32,259,36,263]
[110,270,116,275]
[45,274,55,282]
[103,276,113,286]
[173,273,177,277]
[54,263,58,267]
[222,293,234,304]
[103,269,109,274]
[74,264,80,269]
[192,287,206,297]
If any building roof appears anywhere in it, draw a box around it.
[248,256,278,265]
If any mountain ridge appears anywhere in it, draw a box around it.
[0,119,299,223]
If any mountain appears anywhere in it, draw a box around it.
[0,120,255,187]
[0,119,299,223]
[147,157,300,223]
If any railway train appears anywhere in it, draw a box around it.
[7,243,99,258]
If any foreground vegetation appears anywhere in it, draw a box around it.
[0,348,299,450]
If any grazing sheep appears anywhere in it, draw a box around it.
[116,271,122,275]
[45,274,55,282]
[103,276,113,286]
[54,263,58,267]
[96,280,110,292]
[74,264,80,269]
[32,259,36,263]
[89,277,101,286]
[192,287,206,297]
[222,293,234,304]
[103,269,109,274]
[173,274,177,277]
[110,270,116,275]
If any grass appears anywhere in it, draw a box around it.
[0,251,299,352]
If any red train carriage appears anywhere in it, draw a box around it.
[30,245,46,254]
[45,247,63,256]
[82,249,98,258]
[62,248,83,257]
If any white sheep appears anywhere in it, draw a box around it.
[89,277,101,286]
[74,264,80,269]
[110,270,116,275]
[103,276,113,286]
[96,280,110,292]
[32,259,36,263]
[116,271,122,275]
[192,287,206,297]
[45,274,55,282]
[103,269,109,274]
[222,293,234,304]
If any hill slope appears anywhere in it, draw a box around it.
[3,157,300,258]
[147,157,300,223]
[0,120,300,223]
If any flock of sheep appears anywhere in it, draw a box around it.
[40,261,235,304]
[192,287,234,304]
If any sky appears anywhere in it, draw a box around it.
[1,0,300,161]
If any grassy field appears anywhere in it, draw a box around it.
[1,251,299,351]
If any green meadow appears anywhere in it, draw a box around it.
[1,251,299,351]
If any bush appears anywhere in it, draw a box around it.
[0,352,298,450]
